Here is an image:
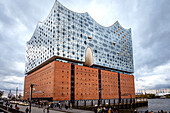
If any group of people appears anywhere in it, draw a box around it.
[5,101,19,111]
[56,103,70,110]
[39,102,70,113]
[42,105,50,113]
[94,106,118,113]
[35,101,72,110]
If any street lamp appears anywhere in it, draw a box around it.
[29,84,37,113]
[98,88,103,107]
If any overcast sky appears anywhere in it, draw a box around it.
[0,0,170,96]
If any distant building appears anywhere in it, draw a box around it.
[136,88,170,95]
[24,0,135,106]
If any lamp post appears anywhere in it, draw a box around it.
[98,88,103,107]
[118,100,120,113]
[29,84,37,113]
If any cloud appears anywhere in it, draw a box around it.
[135,61,170,90]
[0,76,24,97]
[132,0,170,70]
[0,0,56,96]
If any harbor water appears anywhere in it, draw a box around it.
[136,99,170,112]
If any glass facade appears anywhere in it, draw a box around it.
[25,0,134,73]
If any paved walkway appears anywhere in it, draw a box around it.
[52,107,94,113]
[12,104,64,113]
[12,104,94,113]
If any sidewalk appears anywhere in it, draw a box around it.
[15,104,94,113]
[12,104,64,113]
[52,107,94,113]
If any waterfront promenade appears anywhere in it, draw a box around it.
[1,103,94,113]
[17,104,94,113]
[0,98,148,113]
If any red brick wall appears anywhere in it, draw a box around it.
[24,61,55,100]
[24,60,135,101]
[53,61,71,101]
[120,74,135,98]
[74,65,99,100]
[101,70,119,99]
[24,61,71,101]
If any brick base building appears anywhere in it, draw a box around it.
[24,0,135,107]
[24,60,135,106]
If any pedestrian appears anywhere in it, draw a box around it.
[60,104,62,109]
[105,107,108,113]
[70,103,72,110]
[6,104,9,111]
[43,105,45,113]
[108,108,111,113]
[25,107,29,113]
[102,107,105,113]
[65,104,68,110]
[145,110,148,113]
[47,106,49,113]
[5,102,8,107]
[98,107,102,113]
[52,102,53,107]
[10,104,13,109]
[113,106,116,113]
[16,106,19,111]
[134,110,137,113]
[15,104,17,109]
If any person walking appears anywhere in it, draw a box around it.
[145,110,148,113]
[113,106,116,113]
[5,102,8,107]
[47,106,49,113]
[99,107,102,113]
[10,104,13,109]
[108,108,111,113]
[15,104,19,110]
[25,107,29,113]
[70,103,72,110]
[43,105,45,113]
[65,104,68,110]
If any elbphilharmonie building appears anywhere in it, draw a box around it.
[24,0,135,106]
[25,0,133,74]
